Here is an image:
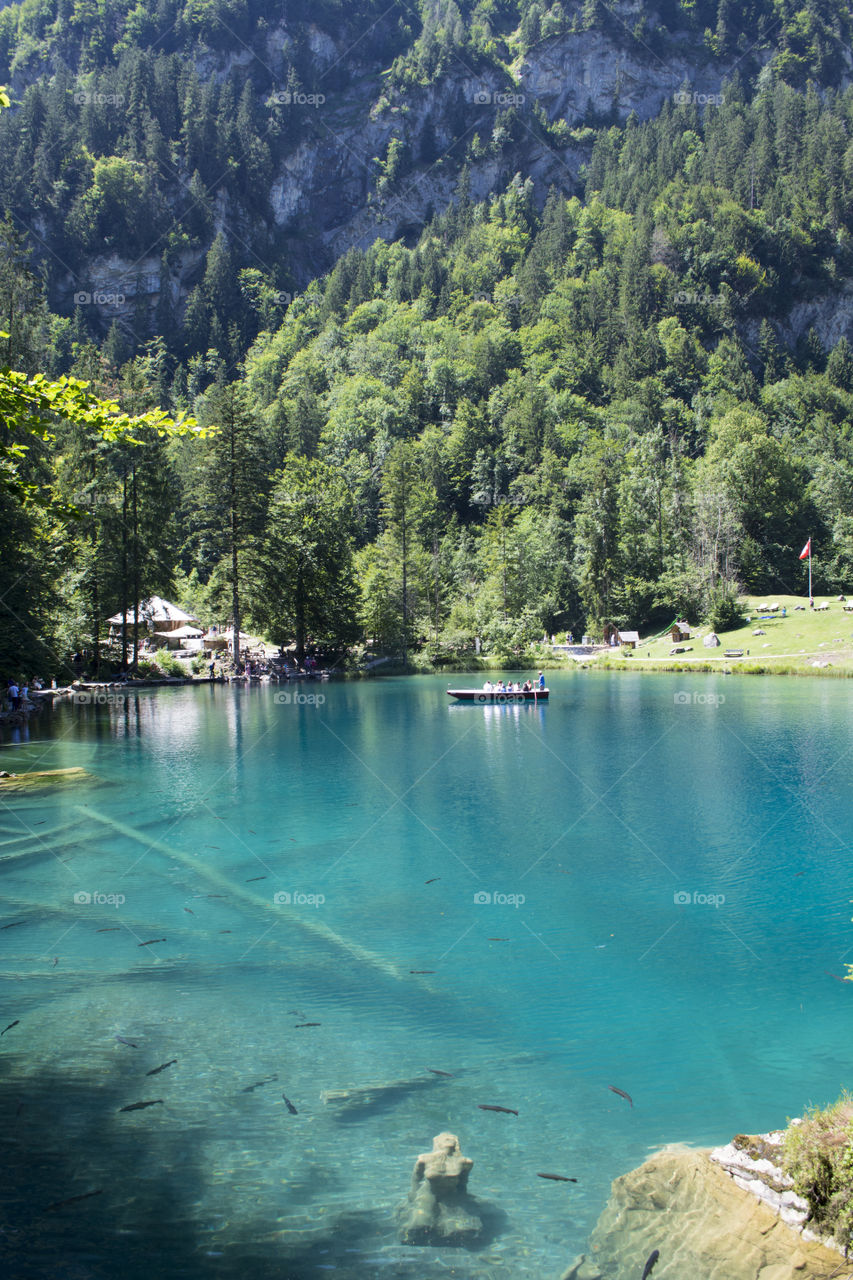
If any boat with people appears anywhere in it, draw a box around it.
[447,678,549,703]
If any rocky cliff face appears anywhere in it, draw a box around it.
[61,9,768,323]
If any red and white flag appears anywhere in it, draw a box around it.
[799,538,811,560]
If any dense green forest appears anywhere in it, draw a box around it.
[2,0,853,677]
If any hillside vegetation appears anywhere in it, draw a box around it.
[1,5,853,675]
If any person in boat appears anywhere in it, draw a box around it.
[483,680,492,691]
[538,671,545,690]
[522,679,531,692]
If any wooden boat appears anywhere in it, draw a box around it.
[447,687,549,703]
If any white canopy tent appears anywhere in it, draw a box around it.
[153,624,204,650]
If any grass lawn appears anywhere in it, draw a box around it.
[593,593,853,675]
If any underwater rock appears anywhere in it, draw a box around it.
[571,1144,842,1280]
[397,1131,483,1245]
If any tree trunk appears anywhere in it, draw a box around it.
[295,562,305,665]
[120,471,128,672]
[230,418,241,669]
[131,466,140,673]
[401,507,408,669]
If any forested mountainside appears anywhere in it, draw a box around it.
[0,0,851,357]
[2,1,853,677]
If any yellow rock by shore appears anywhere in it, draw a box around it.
[562,1145,843,1280]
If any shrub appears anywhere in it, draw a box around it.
[782,1092,853,1246]
[152,648,187,677]
[706,581,744,632]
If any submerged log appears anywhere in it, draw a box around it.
[0,767,94,792]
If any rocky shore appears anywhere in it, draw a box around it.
[561,1137,845,1280]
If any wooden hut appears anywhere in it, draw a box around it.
[618,630,640,649]
[108,596,201,636]
[670,621,691,642]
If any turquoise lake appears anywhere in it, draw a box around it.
[1,671,851,1279]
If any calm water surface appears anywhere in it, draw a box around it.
[1,672,851,1279]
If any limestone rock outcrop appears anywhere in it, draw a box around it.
[560,1144,843,1280]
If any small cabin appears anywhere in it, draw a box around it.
[671,621,691,642]
[618,630,640,649]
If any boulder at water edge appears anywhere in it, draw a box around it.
[560,1144,842,1280]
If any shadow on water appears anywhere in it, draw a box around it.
[0,1055,513,1280]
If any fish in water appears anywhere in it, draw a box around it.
[114,1036,138,1047]
[424,877,440,884]
[294,1022,321,1027]
[641,1248,660,1279]
[825,971,849,983]
[427,1068,454,1078]
[138,939,166,947]
[478,1104,518,1115]
[183,908,194,915]
[118,1099,164,1112]
[1,1019,20,1036]
[282,1094,298,1114]
[146,1059,177,1076]
[241,1075,278,1093]
[410,970,434,974]
[1,921,25,930]
[609,1085,633,1107]
[96,928,120,932]
[219,930,232,934]
[46,1188,103,1211]
[488,937,508,941]
[537,1173,577,1182]
[245,876,266,882]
